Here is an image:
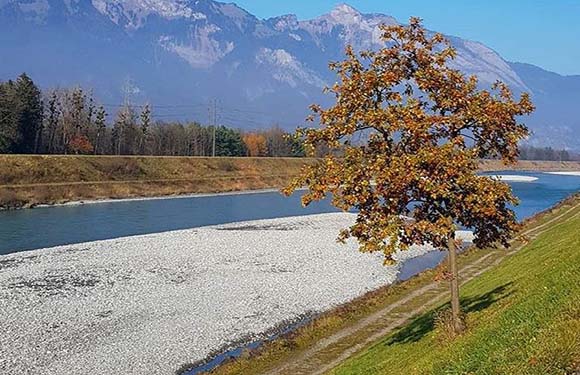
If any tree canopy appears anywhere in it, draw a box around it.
[0,73,43,154]
[284,18,535,264]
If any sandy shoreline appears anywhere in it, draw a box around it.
[491,175,539,182]
[1,213,468,375]
[34,188,293,208]
[545,171,580,176]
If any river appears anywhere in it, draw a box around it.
[1,171,579,255]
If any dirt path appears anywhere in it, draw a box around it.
[263,202,580,375]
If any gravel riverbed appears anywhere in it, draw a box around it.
[0,213,450,375]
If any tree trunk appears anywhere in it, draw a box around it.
[448,234,464,333]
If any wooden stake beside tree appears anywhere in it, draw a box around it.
[284,18,534,334]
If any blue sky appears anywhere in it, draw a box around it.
[234,1,580,76]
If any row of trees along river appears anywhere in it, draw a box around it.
[0,73,577,161]
[0,73,305,157]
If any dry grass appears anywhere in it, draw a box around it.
[432,308,467,344]
[478,159,580,172]
[1,155,579,209]
[0,155,316,208]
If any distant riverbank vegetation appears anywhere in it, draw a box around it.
[1,73,578,161]
[519,145,576,161]
[0,73,304,157]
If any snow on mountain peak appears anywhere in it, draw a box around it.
[333,3,360,15]
[329,3,362,24]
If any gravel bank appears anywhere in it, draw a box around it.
[33,188,298,209]
[492,175,539,182]
[545,171,580,176]
[0,213,445,375]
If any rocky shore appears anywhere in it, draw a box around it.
[0,213,454,375]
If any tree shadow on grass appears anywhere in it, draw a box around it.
[383,282,514,346]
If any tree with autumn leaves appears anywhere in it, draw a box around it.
[243,132,268,157]
[284,18,534,333]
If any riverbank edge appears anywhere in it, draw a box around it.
[1,156,579,210]
[0,156,316,210]
[193,193,580,375]
[32,188,300,209]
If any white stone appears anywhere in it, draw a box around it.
[0,213,462,375]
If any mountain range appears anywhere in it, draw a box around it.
[1,0,579,150]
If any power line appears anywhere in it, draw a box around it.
[103,102,294,119]
[209,98,217,157]
[100,100,307,129]
[102,103,206,109]
[220,114,299,129]
[152,113,206,119]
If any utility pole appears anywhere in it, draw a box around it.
[118,78,135,156]
[211,99,217,157]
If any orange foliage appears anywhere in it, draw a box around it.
[69,135,94,155]
[284,18,534,264]
[243,133,268,157]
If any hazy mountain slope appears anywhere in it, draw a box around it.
[509,62,580,150]
[0,0,578,149]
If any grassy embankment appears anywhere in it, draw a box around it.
[331,198,580,374]
[0,155,316,209]
[478,159,580,172]
[1,154,579,209]
[199,195,580,375]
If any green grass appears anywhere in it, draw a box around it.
[331,208,580,375]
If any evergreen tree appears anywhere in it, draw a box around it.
[70,88,87,137]
[0,81,19,153]
[289,135,306,157]
[215,126,246,156]
[13,73,43,153]
[112,113,123,156]
[94,105,107,155]
[139,104,151,154]
[559,149,570,161]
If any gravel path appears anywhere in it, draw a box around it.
[0,213,438,375]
